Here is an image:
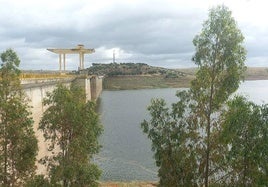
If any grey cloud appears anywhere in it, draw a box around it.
[0,1,267,70]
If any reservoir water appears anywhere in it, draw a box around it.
[95,80,268,181]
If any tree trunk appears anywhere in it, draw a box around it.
[3,115,8,186]
[205,78,214,187]
[205,118,210,187]
[4,139,7,186]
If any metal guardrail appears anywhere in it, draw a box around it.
[20,73,75,79]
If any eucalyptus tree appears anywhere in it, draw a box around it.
[259,103,268,185]
[191,5,246,186]
[0,49,38,186]
[221,96,268,186]
[142,5,246,187]
[39,84,103,187]
[142,91,199,186]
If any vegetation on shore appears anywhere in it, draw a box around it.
[142,5,268,187]
[1,49,103,186]
[1,4,268,187]
[102,67,268,90]
[38,83,103,187]
[87,62,184,77]
[87,62,195,90]
[0,49,38,186]
[103,74,194,90]
[87,61,268,91]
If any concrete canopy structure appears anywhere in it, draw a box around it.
[47,44,95,72]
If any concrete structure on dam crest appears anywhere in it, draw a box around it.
[47,44,95,72]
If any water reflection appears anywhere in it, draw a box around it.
[96,80,268,181]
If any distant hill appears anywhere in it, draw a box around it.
[87,62,184,78]
[244,67,268,80]
[176,67,268,80]
[86,63,268,90]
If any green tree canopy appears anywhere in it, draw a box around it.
[191,5,246,186]
[141,91,200,186]
[142,5,248,187]
[39,84,103,187]
[0,49,38,186]
[221,96,268,186]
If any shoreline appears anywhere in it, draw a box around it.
[103,75,268,91]
[98,77,267,186]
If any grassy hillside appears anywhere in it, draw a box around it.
[244,67,268,80]
[87,63,268,90]
[104,74,193,90]
[178,67,268,80]
[87,63,184,77]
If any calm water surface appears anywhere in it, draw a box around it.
[95,80,268,181]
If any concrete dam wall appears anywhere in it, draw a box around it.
[21,76,103,175]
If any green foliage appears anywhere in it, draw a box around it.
[25,175,51,187]
[259,104,268,185]
[39,84,103,187]
[141,91,199,186]
[191,5,246,186]
[0,49,38,186]
[142,5,251,187]
[192,5,246,109]
[165,72,179,78]
[221,96,268,186]
[89,62,148,76]
[88,62,177,77]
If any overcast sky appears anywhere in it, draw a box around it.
[0,0,268,70]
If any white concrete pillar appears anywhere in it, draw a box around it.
[82,53,85,69]
[59,54,62,72]
[63,54,66,71]
[79,52,82,70]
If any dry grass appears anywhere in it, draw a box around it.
[178,67,268,80]
[177,67,197,75]
[103,67,268,90]
[103,74,194,90]
[244,67,268,80]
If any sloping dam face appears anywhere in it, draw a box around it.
[21,76,103,175]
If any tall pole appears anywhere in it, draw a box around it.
[113,50,115,63]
